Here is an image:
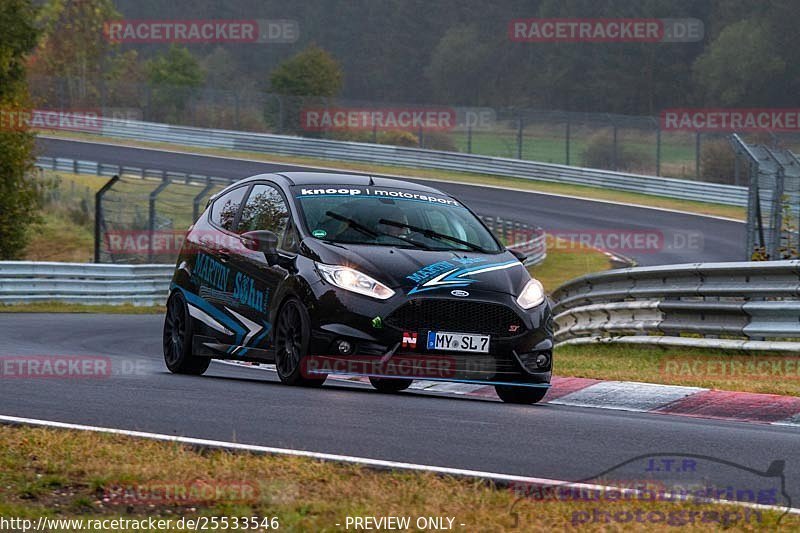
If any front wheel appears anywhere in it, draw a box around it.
[163,291,211,375]
[369,377,413,393]
[494,385,548,404]
[274,298,326,387]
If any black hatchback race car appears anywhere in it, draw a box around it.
[164,172,553,403]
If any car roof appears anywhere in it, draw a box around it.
[233,172,447,195]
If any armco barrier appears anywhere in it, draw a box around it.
[0,262,173,306]
[551,260,800,352]
[43,118,748,206]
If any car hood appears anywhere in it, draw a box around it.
[305,240,530,296]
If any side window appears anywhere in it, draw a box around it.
[210,186,248,231]
[237,184,289,239]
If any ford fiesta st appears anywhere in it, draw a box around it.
[164,172,553,403]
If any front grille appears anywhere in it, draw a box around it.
[386,299,525,337]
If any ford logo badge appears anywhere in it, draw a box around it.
[451,290,470,297]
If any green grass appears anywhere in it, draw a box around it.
[23,211,94,263]
[450,129,697,170]
[0,425,790,531]
[555,344,800,396]
[529,246,613,293]
[40,130,746,220]
[0,303,164,314]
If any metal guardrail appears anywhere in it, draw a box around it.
[551,260,800,352]
[34,156,548,267]
[0,262,173,306]
[47,118,749,206]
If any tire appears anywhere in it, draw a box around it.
[274,298,326,387]
[163,291,211,375]
[369,377,413,393]
[494,384,548,404]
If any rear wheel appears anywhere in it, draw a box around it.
[495,385,548,404]
[274,298,326,387]
[163,291,210,375]
[369,377,413,393]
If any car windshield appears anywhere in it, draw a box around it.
[293,186,502,253]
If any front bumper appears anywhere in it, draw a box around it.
[307,284,553,386]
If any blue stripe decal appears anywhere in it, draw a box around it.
[172,284,246,345]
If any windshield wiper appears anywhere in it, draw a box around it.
[378,219,489,253]
[324,211,431,249]
[325,211,379,238]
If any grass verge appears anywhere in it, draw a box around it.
[555,344,800,396]
[0,303,164,314]
[529,246,613,292]
[0,425,790,531]
[41,131,745,220]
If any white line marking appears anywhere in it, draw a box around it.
[41,135,745,223]
[0,414,796,517]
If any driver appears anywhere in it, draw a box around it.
[378,205,410,238]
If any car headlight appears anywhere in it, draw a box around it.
[517,279,545,309]
[316,263,395,300]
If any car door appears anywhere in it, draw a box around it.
[194,184,251,347]
[228,182,296,355]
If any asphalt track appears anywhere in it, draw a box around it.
[1,313,798,510]
[13,137,796,511]
[37,137,745,266]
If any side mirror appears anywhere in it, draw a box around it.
[242,230,279,265]
[508,248,527,263]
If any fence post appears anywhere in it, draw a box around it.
[193,178,216,221]
[94,174,120,263]
[234,92,240,130]
[611,117,618,171]
[148,173,171,262]
[695,132,701,180]
[654,121,661,176]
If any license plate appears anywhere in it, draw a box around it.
[427,331,490,353]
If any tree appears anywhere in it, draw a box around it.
[28,0,121,105]
[692,18,785,106]
[0,0,41,259]
[146,45,205,123]
[425,25,497,106]
[267,44,343,133]
[269,44,343,97]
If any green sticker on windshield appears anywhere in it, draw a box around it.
[312,229,327,238]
